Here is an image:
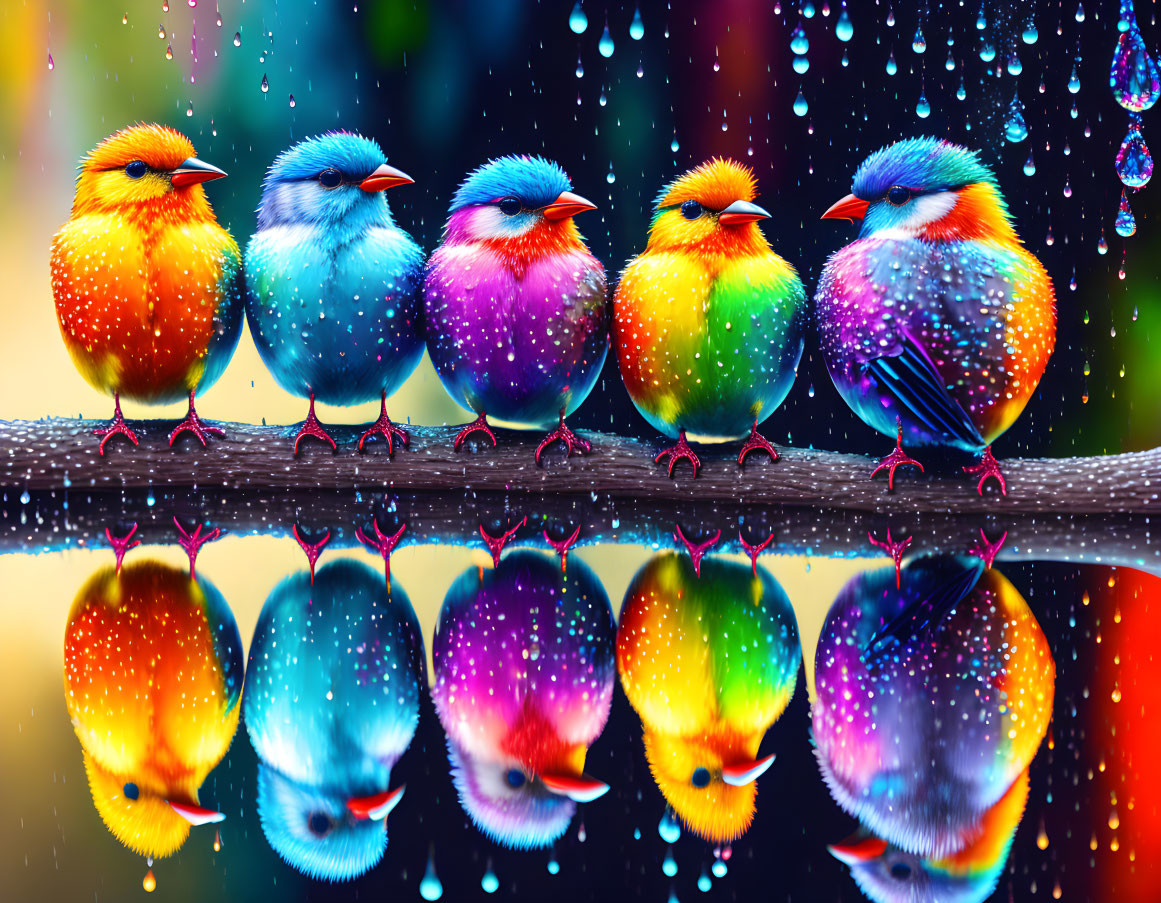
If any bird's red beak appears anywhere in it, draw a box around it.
[541,772,609,803]
[361,163,414,193]
[543,191,597,220]
[720,753,776,786]
[822,193,869,222]
[347,785,406,821]
[168,800,226,825]
[827,831,888,865]
[718,199,771,226]
[169,157,227,189]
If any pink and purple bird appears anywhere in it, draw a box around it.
[431,550,615,849]
[423,156,608,461]
[816,138,1056,495]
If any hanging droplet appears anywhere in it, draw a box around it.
[662,847,678,877]
[1007,50,1022,76]
[1005,95,1028,143]
[791,24,809,55]
[481,862,500,894]
[598,20,614,57]
[793,87,809,117]
[629,7,644,40]
[793,55,810,74]
[1115,189,1137,237]
[1068,61,1081,94]
[1110,23,1161,112]
[143,870,157,893]
[912,25,926,54]
[886,50,897,75]
[260,73,269,93]
[419,850,443,901]
[1116,116,1153,187]
[835,5,853,42]
[659,807,682,844]
[1024,149,1037,175]
[569,1,588,34]
[916,90,931,119]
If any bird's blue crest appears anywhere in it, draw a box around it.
[853,138,995,200]
[450,155,572,211]
[265,131,386,184]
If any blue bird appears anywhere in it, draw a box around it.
[243,559,425,882]
[245,132,425,454]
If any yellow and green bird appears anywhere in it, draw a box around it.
[613,158,807,476]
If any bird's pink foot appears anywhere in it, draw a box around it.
[356,518,407,587]
[293,524,331,583]
[871,423,924,490]
[454,412,497,450]
[963,446,1007,496]
[535,415,591,464]
[294,393,337,454]
[737,420,779,466]
[675,524,721,577]
[105,523,140,573]
[479,516,526,567]
[968,528,1007,569]
[738,528,775,576]
[358,392,409,454]
[868,528,913,588]
[655,430,701,478]
[169,390,226,447]
[543,524,582,572]
[94,394,139,456]
[173,516,220,580]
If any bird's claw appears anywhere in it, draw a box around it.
[94,395,139,456]
[738,528,775,575]
[674,523,720,577]
[968,528,1007,569]
[868,528,913,588]
[105,522,141,573]
[293,393,337,454]
[358,393,409,455]
[169,390,225,448]
[479,516,526,567]
[173,516,220,580]
[543,524,582,572]
[356,519,407,586]
[963,446,1007,497]
[737,420,780,466]
[655,430,700,478]
[535,416,591,464]
[292,525,331,582]
[454,412,497,450]
[871,424,924,490]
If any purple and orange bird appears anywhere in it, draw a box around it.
[51,124,242,454]
[423,156,607,461]
[431,550,615,849]
[613,158,807,477]
[816,138,1056,495]
[617,552,801,844]
[811,553,1054,862]
[62,558,243,858]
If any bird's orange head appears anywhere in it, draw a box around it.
[72,123,226,222]
[646,158,774,258]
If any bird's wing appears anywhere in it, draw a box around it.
[864,333,986,449]
[864,558,984,658]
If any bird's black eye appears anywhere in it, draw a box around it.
[318,169,343,189]
[885,185,912,206]
[505,769,526,789]
[681,199,704,219]
[498,197,522,216]
[122,782,139,801]
[889,861,913,881]
[691,767,712,788]
[125,161,148,179]
[308,812,332,836]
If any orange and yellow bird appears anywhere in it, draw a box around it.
[50,124,243,453]
[63,558,244,858]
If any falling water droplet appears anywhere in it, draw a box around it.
[803,1,816,17]
[662,847,678,877]
[569,1,588,34]
[122,13,128,24]
[976,3,987,30]
[1005,94,1028,143]
[979,40,996,62]
[1070,268,1078,291]
[1007,50,1022,76]
[419,850,443,901]
[598,21,614,57]
[143,870,157,893]
[1063,178,1072,198]
[599,87,607,105]
[1116,116,1153,187]
[945,49,956,71]
[711,858,728,878]
[288,94,296,108]
[886,50,897,75]
[793,55,810,74]
[793,87,809,116]
[659,807,682,844]
[158,25,166,39]
[886,4,895,27]
[547,855,560,875]
[481,862,499,894]
[698,866,712,892]
[47,52,54,70]
[956,77,967,101]
[791,24,809,55]
[1115,189,1137,237]
[1068,61,1081,94]
[1023,21,1038,44]
[1098,232,1109,254]
[630,7,644,40]
[1024,149,1037,175]
[636,61,643,77]
[213,829,221,852]
[1076,2,1086,23]
[912,25,926,54]
[835,5,853,42]
[575,55,584,78]
[1110,23,1161,112]
[915,90,931,119]
[670,137,679,152]
[233,31,241,47]
[606,162,615,183]
[260,73,269,93]
[186,100,193,117]
[165,43,173,60]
